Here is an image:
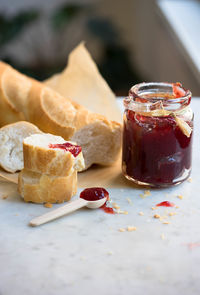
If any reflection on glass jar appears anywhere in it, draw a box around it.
[122,82,193,187]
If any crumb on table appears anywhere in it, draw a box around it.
[116,209,128,215]
[169,212,177,216]
[154,214,160,219]
[139,190,151,199]
[126,197,133,205]
[127,226,137,232]
[44,203,53,208]
[177,195,183,200]
[144,190,151,196]
[2,194,8,200]
[162,221,171,225]
[112,202,120,210]
[119,226,137,232]
[119,228,126,232]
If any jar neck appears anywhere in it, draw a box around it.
[125,82,191,113]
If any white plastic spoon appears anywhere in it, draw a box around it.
[29,196,107,227]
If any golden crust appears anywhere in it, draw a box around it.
[0,63,25,126]
[23,138,84,177]
[0,120,42,134]
[18,169,77,203]
[27,83,76,140]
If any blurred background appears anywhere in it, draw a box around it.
[0,0,199,95]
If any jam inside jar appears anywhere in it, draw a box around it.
[122,82,193,187]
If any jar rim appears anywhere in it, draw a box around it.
[125,82,192,112]
[129,82,191,104]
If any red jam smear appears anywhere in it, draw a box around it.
[122,110,193,186]
[156,201,175,207]
[101,203,115,214]
[172,82,186,98]
[80,187,114,214]
[49,142,82,157]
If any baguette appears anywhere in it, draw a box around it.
[0,61,122,169]
[18,169,77,203]
[23,133,85,176]
[0,121,42,173]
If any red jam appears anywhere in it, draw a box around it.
[80,187,114,214]
[80,187,109,201]
[172,83,186,98]
[156,201,175,207]
[101,203,115,214]
[49,142,82,157]
[122,111,193,186]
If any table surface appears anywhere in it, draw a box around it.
[0,98,200,295]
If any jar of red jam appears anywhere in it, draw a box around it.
[122,82,193,187]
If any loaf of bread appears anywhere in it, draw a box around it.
[0,121,42,173]
[23,133,85,176]
[0,61,122,169]
[18,169,77,203]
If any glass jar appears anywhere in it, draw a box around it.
[122,82,193,187]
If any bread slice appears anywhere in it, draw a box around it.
[0,121,42,173]
[18,169,77,203]
[23,133,85,176]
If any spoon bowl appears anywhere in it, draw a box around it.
[86,197,107,209]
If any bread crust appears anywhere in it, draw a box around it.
[0,63,26,125]
[0,121,41,133]
[18,169,77,203]
[23,137,84,176]
[27,82,76,139]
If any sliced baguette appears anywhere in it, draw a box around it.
[23,133,85,176]
[71,117,121,169]
[0,61,122,170]
[0,121,42,173]
[18,169,77,203]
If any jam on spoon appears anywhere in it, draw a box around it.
[80,187,114,214]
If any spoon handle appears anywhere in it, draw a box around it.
[29,198,88,227]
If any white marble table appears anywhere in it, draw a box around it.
[0,98,200,295]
